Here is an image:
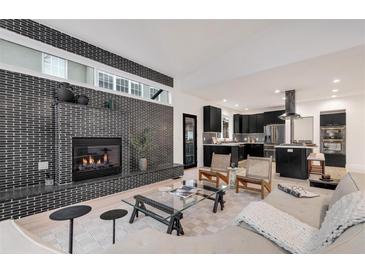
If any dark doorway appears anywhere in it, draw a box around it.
[183,114,197,168]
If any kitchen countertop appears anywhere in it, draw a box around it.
[203,142,264,146]
[275,145,315,149]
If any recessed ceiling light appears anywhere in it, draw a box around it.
[274,90,281,94]
[235,104,239,107]
[244,108,249,111]
[223,99,227,102]
[332,89,339,93]
[331,94,337,98]
[333,79,341,83]
[282,97,286,100]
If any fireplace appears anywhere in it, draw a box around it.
[72,138,121,181]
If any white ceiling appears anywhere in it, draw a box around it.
[38,19,365,111]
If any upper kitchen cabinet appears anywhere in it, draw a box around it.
[233,114,242,133]
[248,114,264,133]
[320,112,346,126]
[241,115,249,133]
[248,115,257,133]
[234,114,249,133]
[203,105,222,132]
[256,113,264,133]
[263,110,285,125]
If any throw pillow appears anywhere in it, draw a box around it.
[328,173,359,209]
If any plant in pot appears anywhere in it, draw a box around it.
[131,128,152,171]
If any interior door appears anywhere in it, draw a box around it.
[183,114,197,168]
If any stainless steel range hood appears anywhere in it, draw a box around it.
[279,89,302,144]
[279,90,302,120]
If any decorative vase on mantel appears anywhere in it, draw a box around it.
[131,128,152,172]
[139,158,147,171]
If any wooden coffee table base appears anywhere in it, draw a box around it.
[127,190,225,236]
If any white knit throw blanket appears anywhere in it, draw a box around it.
[234,191,365,253]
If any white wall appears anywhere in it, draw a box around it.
[171,88,235,167]
[286,94,365,172]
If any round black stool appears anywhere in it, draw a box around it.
[100,209,128,244]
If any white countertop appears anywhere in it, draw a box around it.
[203,142,264,146]
[275,145,315,149]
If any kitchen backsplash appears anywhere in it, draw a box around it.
[203,132,218,144]
[203,132,265,144]
[233,133,265,143]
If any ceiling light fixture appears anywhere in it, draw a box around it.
[223,99,227,102]
[332,89,339,93]
[244,108,249,111]
[235,104,239,107]
[331,94,337,98]
[282,97,286,100]
[333,79,341,83]
[274,90,281,94]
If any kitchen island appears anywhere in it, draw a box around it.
[275,145,313,179]
[203,143,264,167]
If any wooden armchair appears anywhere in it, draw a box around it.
[236,155,272,199]
[198,153,231,188]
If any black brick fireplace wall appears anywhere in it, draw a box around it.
[0,69,175,191]
[0,69,182,221]
[0,19,182,221]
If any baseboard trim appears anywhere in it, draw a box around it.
[346,164,365,174]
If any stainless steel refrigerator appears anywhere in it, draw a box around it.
[264,124,285,160]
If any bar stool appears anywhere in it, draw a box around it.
[307,152,325,175]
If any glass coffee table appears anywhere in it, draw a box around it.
[122,179,227,235]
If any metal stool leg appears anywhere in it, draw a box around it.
[69,218,74,254]
[112,219,116,244]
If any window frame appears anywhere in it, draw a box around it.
[41,53,68,79]
[115,76,129,93]
[130,80,143,97]
[150,87,161,102]
[97,70,114,91]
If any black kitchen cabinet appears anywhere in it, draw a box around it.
[233,111,283,134]
[203,145,238,167]
[324,153,346,167]
[204,106,222,132]
[238,145,245,161]
[320,112,346,126]
[263,110,285,125]
[248,114,264,133]
[233,114,249,133]
[241,115,249,133]
[248,115,257,133]
[233,114,242,133]
[276,147,312,179]
[256,113,264,133]
[246,144,264,157]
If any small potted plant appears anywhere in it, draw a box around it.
[131,128,152,171]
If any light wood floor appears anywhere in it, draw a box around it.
[15,165,346,253]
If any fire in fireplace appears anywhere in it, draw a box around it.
[72,138,121,181]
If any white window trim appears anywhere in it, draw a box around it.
[0,33,171,105]
[150,87,161,102]
[130,80,143,97]
[41,53,68,79]
[0,31,174,106]
[115,76,129,93]
[97,70,114,90]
